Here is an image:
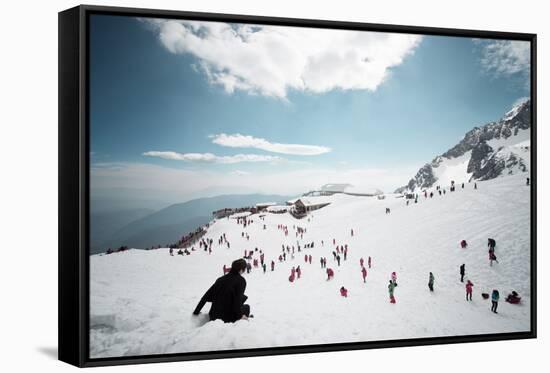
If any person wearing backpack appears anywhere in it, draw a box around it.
[491,289,500,313]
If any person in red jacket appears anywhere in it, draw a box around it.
[304,254,308,263]
[326,268,334,281]
[466,280,474,301]
[361,266,367,283]
[340,286,348,297]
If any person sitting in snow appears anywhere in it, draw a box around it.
[193,259,251,322]
[460,240,468,249]
[340,286,348,297]
[505,291,521,304]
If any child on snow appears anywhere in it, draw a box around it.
[340,286,348,297]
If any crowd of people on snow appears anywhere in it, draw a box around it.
[175,179,528,324]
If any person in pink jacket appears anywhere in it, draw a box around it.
[361,266,368,283]
[340,286,348,297]
[466,280,474,301]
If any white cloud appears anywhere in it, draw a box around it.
[145,19,422,98]
[142,151,281,164]
[209,133,331,155]
[478,40,530,77]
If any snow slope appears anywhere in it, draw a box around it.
[90,173,531,358]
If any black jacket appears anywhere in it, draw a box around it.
[193,272,247,322]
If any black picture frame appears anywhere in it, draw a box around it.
[59,4,537,368]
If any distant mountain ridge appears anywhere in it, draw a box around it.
[92,194,292,254]
[396,100,531,193]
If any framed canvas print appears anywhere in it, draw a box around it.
[58,4,537,367]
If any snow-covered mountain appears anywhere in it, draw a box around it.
[396,100,531,193]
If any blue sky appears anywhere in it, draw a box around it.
[89,14,530,205]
